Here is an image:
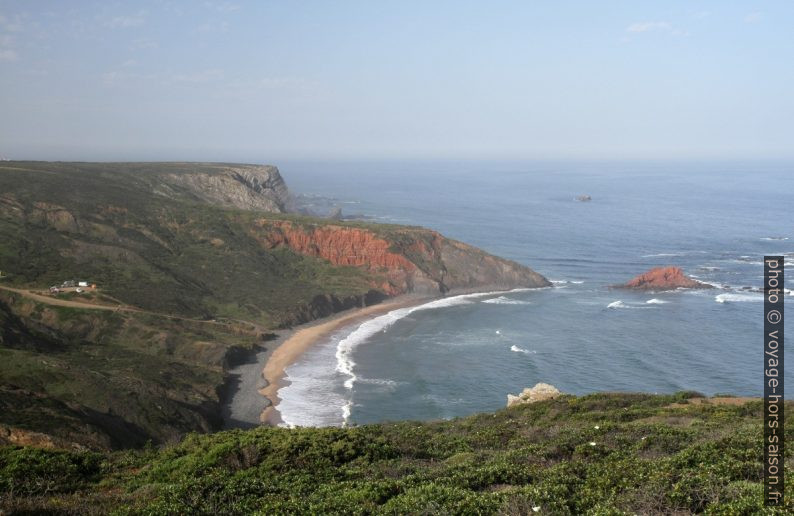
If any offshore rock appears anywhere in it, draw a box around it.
[617,266,713,291]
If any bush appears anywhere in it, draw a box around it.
[0,446,102,496]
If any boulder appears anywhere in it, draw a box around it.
[507,383,561,407]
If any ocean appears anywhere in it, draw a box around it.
[273,160,793,427]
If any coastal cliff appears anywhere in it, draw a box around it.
[0,161,550,450]
[158,164,290,213]
[251,220,550,297]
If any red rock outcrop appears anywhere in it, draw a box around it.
[259,221,416,270]
[618,266,713,290]
[250,219,550,296]
[253,220,420,295]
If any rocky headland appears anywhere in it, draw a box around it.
[252,219,551,298]
[159,163,291,212]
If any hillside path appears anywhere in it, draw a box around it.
[0,285,138,311]
[0,285,264,331]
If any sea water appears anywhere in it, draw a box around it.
[274,160,793,427]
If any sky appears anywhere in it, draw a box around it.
[0,1,793,161]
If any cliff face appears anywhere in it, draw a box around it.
[618,266,713,290]
[251,220,551,296]
[160,164,290,213]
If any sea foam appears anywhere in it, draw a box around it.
[510,345,536,354]
[278,356,350,428]
[482,295,531,305]
[642,252,684,258]
[607,300,652,309]
[715,293,763,303]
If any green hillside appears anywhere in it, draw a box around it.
[0,289,265,449]
[1,392,791,514]
[0,161,382,324]
[0,161,547,450]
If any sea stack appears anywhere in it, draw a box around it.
[616,266,713,291]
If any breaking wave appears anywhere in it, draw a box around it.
[510,345,536,354]
[608,300,653,309]
[715,293,763,303]
[482,296,531,305]
[642,252,684,258]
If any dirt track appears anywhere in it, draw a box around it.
[0,285,136,311]
[0,285,252,329]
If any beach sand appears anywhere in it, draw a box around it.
[259,295,430,426]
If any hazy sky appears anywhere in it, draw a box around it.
[1,1,792,161]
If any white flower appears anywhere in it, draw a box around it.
[589,441,596,446]
[594,425,600,429]
[532,507,541,513]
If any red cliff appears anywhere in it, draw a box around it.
[618,266,713,290]
[250,219,550,296]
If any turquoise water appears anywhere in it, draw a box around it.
[274,161,793,426]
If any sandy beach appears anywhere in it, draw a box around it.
[258,295,430,426]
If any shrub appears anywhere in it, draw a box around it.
[0,447,102,497]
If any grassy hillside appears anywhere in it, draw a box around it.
[0,161,383,324]
[0,289,264,449]
[1,392,791,514]
[0,161,548,450]
[0,162,396,448]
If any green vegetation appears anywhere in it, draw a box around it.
[1,392,791,514]
[0,290,263,449]
[0,161,426,449]
[3,161,516,449]
[0,161,384,322]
